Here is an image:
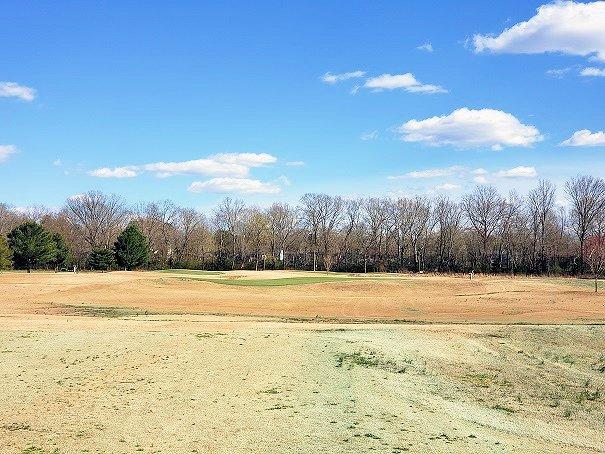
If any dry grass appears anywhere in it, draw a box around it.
[1,271,605,452]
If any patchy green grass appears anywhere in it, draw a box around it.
[21,447,59,454]
[492,404,516,414]
[66,305,148,318]
[158,269,224,276]
[260,387,281,394]
[544,277,605,291]
[194,332,226,339]
[335,351,411,373]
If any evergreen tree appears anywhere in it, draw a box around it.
[49,232,70,270]
[114,224,149,270]
[0,236,12,270]
[87,248,115,271]
[7,222,57,272]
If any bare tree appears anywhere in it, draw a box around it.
[584,234,605,292]
[339,198,362,269]
[300,193,321,271]
[462,186,505,271]
[566,176,605,272]
[528,180,556,273]
[0,203,20,236]
[133,201,177,267]
[266,202,298,266]
[316,195,343,271]
[245,208,269,271]
[65,191,127,251]
[408,197,432,272]
[434,197,462,272]
[172,208,205,266]
[213,198,245,269]
[362,198,389,271]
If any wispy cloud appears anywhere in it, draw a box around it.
[388,165,536,186]
[89,152,277,178]
[397,108,542,150]
[388,165,465,180]
[89,167,138,178]
[0,82,36,101]
[417,42,434,52]
[364,73,447,94]
[321,71,366,84]
[473,1,605,62]
[0,145,18,162]
[361,130,378,141]
[188,177,281,194]
[495,166,537,178]
[546,67,572,78]
[285,160,305,167]
[561,129,605,147]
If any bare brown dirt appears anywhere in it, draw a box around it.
[1,270,604,323]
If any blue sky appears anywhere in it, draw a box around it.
[1,0,605,210]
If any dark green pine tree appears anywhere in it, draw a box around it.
[0,236,13,270]
[87,248,115,271]
[114,224,149,270]
[49,232,70,270]
[7,222,57,272]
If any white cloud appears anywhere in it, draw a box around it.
[188,177,281,194]
[53,159,62,166]
[361,130,379,141]
[435,183,460,191]
[495,166,537,178]
[0,145,18,162]
[321,71,366,84]
[89,167,138,178]
[89,152,277,178]
[580,66,605,76]
[0,82,36,101]
[417,42,434,52]
[560,129,605,146]
[473,175,488,184]
[473,1,605,62]
[364,73,447,94]
[397,108,543,149]
[285,160,305,167]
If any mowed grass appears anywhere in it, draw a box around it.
[195,276,354,287]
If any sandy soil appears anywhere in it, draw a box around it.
[1,271,605,453]
[2,315,605,453]
[1,270,604,323]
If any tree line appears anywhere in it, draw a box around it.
[1,175,604,279]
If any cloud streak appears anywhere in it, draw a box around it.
[89,152,277,178]
[364,73,447,94]
[321,71,366,84]
[188,177,281,194]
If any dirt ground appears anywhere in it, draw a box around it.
[1,269,604,323]
[1,271,605,453]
